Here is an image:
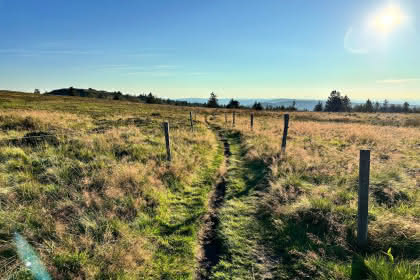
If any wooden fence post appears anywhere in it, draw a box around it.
[232,112,236,127]
[225,112,227,124]
[163,122,171,161]
[189,112,194,131]
[281,114,289,154]
[250,113,254,130]
[358,150,370,248]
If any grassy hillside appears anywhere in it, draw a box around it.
[46,87,198,107]
[0,91,419,279]
[0,91,222,279]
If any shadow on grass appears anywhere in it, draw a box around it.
[233,158,268,198]
[351,254,371,280]
[159,214,201,236]
[223,130,270,199]
[252,170,359,278]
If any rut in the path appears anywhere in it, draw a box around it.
[198,124,277,279]
[197,130,231,280]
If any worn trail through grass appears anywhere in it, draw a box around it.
[198,121,276,280]
[196,125,231,279]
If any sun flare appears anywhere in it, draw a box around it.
[369,4,405,34]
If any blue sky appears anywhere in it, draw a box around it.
[0,0,419,100]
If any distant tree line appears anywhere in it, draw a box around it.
[46,87,205,107]
[264,100,297,112]
[43,87,417,113]
[314,90,419,113]
[42,87,300,111]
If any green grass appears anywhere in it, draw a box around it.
[209,130,275,279]
[364,253,419,280]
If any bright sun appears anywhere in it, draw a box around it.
[369,4,405,34]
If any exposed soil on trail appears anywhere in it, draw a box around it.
[197,129,230,280]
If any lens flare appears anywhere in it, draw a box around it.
[14,233,51,280]
[369,4,405,35]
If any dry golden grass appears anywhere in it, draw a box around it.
[0,93,222,279]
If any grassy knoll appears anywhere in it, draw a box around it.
[0,91,222,279]
[208,111,419,279]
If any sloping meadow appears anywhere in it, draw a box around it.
[0,95,220,279]
[212,111,419,279]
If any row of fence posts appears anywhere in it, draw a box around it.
[162,111,371,248]
[163,111,300,164]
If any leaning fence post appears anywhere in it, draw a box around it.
[281,114,289,154]
[189,112,194,131]
[358,150,370,248]
[163,122,171,161]
[232,112,236,127]
[250,113,254,130]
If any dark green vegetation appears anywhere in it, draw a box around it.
[47,87,202,107]
[318,90,419,113]
[0,90,419,279]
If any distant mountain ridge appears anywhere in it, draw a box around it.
[177,98,327,111]
[177,98,317,110]
[178,98,420,111]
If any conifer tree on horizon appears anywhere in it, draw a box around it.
[207,92,219,108]
[324,90,350,112]
[314,101,323,112]
[226,98,240,109]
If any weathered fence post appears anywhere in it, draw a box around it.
[357,150,370,248]
[225,112,227,124]
[163,122,171,161]
[281,114,289,154]
[189,112,194,131]
[250,113,254,130]
[232,112,236,127]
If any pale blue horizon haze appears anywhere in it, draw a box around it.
[0,0,419,101]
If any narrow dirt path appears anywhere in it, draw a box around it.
[197,126,231,280]
[198,123,277,280]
